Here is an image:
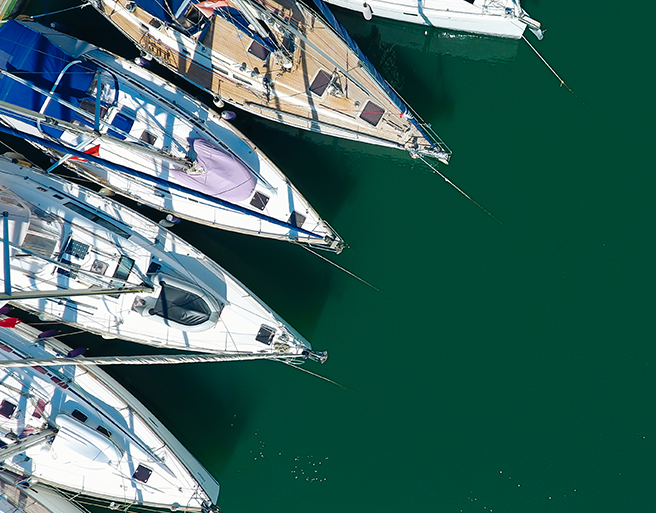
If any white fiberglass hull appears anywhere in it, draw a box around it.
[0,156,322,362]
[0,317,219,511]
[325,0,537,39]
[0,20,343,252]
[89,0,451,161]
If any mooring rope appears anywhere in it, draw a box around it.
[300,244,379,292]
[277,358,354,392]
[30,2,91,19]
[416,155,507,228]
[522,35,590,110]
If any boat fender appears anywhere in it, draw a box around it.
[134,56,151,68]
[221,110,236,121]
[159,214,181,228]
[362,2,373,20]
[213,96,225,108]
[49,22,67,33]
[99,187,115,197]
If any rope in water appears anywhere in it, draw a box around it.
[522,35,590,110]
[416,155,507,228]
[300,244,379,292]
[278,358,353,392]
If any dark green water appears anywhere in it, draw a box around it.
[7,1,656,511]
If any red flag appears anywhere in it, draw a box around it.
[0,317,21,328]
[71,144,101,161]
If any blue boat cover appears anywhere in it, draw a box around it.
[0,20,105,137]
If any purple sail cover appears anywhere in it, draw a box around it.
[170,139,256,202]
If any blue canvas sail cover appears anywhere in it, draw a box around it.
[0,20,98,128]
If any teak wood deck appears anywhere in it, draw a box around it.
[96,0,449,159]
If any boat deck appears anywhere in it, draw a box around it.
[98,0,448,158]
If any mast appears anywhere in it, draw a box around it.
[0,351,304,368]
[0,428,57,462]
[2,212,10,295]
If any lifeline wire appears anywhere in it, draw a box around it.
[30,2,90,18]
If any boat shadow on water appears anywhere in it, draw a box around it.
[96,338,258,476]
[332,6,521,121]
[334,5,521,63]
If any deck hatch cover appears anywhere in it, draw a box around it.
[71,409,88,423]
[250,191,269,210]
[0,400,17,418]
[132,464,153,483]
[309,69,331,96]
[248,40,270,61]
[288,211,306,228]
[256,325,275,345]
[97,426,111,437]
[360,100,385,126]
[140,131,157,144]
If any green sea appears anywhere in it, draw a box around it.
[6,1,656,512]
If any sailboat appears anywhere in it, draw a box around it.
[0,19,344,253]
[0,314,220,512]
[0,153,327,363]
[324,0,543,40]
[87,0,452,162]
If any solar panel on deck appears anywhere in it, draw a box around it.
[64,239,90,259]
[309,69,331,96]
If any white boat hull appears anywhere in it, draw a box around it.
[0,20,344,252]
[0,156,321,362]
[325,0,535,39]
[0,317,219,511]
